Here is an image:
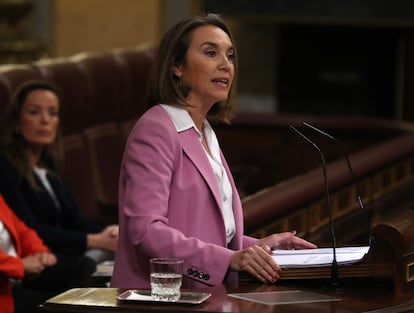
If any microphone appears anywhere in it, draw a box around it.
[289,125,341,290]
[301,122,371,246]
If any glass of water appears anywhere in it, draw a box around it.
[150,258,183,301]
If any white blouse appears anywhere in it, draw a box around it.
[33,167,62,210]
[202,120,236,244]
[0,220,17,257]
[161,104,236,244]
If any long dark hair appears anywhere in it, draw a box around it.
[0,80,63,187]
[146,13,238,123]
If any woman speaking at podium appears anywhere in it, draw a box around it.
[111,13,316,290]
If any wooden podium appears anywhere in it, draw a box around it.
[278,207,414,295]
[39,279,414,313]
[39,212,414,312]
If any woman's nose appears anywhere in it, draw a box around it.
[41,111,51,122]
[219,56,231,71]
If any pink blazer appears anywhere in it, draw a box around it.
[111,105,257,290]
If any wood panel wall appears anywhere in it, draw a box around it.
[51,0,163,57]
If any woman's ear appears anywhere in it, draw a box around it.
[172,65,182,78]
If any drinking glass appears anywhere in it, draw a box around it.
[150,258,183,301]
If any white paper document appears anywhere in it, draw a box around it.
[228,290,340,305]
[272,246,370,268]
[93,260,114,276]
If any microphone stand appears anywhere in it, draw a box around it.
[301,122,372,246]
[290,125,342,291]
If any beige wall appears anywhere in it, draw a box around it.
[51,0,163,57]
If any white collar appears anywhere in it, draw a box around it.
[160,104,213,140]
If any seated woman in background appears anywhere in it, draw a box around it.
[0,80,119,292]
[0,193,57,313]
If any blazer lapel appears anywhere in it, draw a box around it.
[178,129,223,210]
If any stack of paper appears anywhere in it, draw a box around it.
[272,246,370,268]
[93,260,114,276]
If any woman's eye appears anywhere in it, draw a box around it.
[28,109,40,115]
[49,110,59,117]
[206,50,216,57]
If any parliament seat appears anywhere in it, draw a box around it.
[0,64,43,115]
[83,122,126,223]
[0,43,156,222]
[33,58,92,134]
[60,133,97,221]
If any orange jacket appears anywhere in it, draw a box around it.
[0,194,48,313]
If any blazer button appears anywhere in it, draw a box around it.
[204,274,210,280]
[187,268,193,275]
[198,272,204,279]
[193,270,199,277]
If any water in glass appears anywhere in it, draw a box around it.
[150,272,182,301]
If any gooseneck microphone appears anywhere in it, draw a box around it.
[301,122,371,246]
[289,125,341,290]
[302,122,364,209]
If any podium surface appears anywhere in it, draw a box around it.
[39,278,414,313]
[40,215,414,312]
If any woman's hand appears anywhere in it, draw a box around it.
[229,245,281,284]
[22,251,57,276]
[38,251,57,266]
[228,231,316,284]
[87,224,119,252]
[256,230,317,250]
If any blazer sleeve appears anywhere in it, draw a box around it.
[0,251,24,279]
[0,195,48,278]
[242,234,258,249]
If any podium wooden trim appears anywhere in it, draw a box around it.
[273,208,414,295]
[39,281,414,313]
